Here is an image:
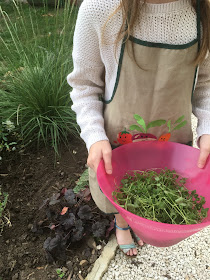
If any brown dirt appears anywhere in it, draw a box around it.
[0,139,113,280]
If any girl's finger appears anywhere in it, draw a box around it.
[198,148,209,168]
[102,149,112,174]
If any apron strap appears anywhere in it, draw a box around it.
[191,0,201,101]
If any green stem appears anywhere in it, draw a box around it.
[164,197,188,223]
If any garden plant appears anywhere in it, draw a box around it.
[0,1,108,279]
[0,0,79,155]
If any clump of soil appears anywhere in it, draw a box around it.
[0,139,113,280]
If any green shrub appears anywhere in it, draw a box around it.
[0,52,79,154]
[0,1,79,154]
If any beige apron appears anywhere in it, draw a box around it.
[89,1,201,214]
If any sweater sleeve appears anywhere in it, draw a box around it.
[67,1,108,151]
[192,53,210,144]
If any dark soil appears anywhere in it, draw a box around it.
[0,139,113,280]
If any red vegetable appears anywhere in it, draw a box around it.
[132,133,157,142]
[117,129,132,145]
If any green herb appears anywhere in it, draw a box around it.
[56,268,65,278]
[112,168,209,225]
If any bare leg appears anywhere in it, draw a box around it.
[114,213,138,256]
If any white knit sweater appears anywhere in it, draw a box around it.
[67,0,210,151]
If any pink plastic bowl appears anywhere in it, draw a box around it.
[97,141,210,247]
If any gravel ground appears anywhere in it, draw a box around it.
[102,115,210,280]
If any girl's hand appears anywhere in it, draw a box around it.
[87,140,112,174]
[197,134,210,168]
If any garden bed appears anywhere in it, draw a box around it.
[0,139,113,280]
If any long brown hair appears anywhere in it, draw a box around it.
[104,0,210,65]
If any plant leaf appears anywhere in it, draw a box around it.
[50,224,56,230]
[71,220,84,242]
[105,220,114,238]
[173,121,187,131]
[146,120,166,130]
[180,203,187,207]
[175,115,185,124]
[129,125,143,132]
[61,207,68,215]
[73,169,89,194]
[167,120,171,132]
[92,219,109,238]
[175,197,185,204]
[134,115,146,132]
[77,187,91,201]
[8,142,17,145]
[64,189,76,206]
[61,213,75,230]
[60,188,67,196]
[78,205,93,220]
[49,193,60,205]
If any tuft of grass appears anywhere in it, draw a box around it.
[0,52,79,154]
[0,0,80,154]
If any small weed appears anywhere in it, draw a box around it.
[56,268,65,278]
[0,187,11,234]
[0,119,21,161]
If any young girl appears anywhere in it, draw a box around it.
[67,0,210,257]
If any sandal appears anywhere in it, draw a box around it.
[132,231,144,246]
[114,218,137,257]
